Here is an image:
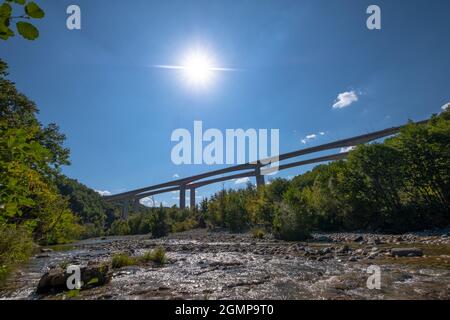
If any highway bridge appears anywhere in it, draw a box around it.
[104,120,425,217]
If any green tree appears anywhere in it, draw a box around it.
[276,186,313,240]
[151,205,170,238]
[341,144,408,230]
[205,190,226,229]
[247,187,277,229]
[109,219,131,236]
[0,59,79,244]
[0,224,33,284]
[223,190,249,232]
[0,122,80,243]
[197,198,208,228]
[0,1,45,41]
[306,162,348,231]
[0,59,69,169]
[386,112,450,226]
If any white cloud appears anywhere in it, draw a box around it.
[140,197,156,207]
[140,197,168,207]
[173,173,180,178]
[332,90,358,109]
[442,103,449,111]
[340,146,355,153]
[235,177,250,184]
[95,190,111,196]
[301,131,324,144]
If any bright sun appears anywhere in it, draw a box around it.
[181,50,215,87]
[153,48,233,90]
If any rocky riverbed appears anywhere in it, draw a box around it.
[1,229,449,300]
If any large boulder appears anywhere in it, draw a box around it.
[390,248,423,257]
[37,264,110,294]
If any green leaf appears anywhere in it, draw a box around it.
[16,21,38,40]
[12,0,27,5]
[0,24,13,40]
[0,3,12,18]
[25,1,44,19]
[0,16,9,32]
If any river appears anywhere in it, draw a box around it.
[1,229,449,300]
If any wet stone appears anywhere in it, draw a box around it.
[2,229,450,300]
[391,248,423,257]
[37,264,110,294]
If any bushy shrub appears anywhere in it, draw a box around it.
[151,206,170,238]
[128,213,152,235]
[140,246,167,265]
[111,253,136,269]
[80,223,104,239]
[109,220,131,236]
[0,225,34,284]
[273,202,312,241]
[223,191,249,232]
[251,228,265,239]
[172,218,197,233]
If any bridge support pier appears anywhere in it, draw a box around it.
[121,199,129,219]
[190,187,196,210]
[179,185,186,209]
[255,165,265,188]
[132,198,139,212]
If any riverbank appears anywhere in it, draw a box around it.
[1,229,449,300]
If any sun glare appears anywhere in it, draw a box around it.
[181,50,215,87]
[153,47,234,90]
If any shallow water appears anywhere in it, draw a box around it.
[1,230,449,300]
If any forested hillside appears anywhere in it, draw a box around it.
[55,176,114,237]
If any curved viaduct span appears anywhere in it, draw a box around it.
[104,120,426,217]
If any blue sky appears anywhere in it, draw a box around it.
[2,0,450,206]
